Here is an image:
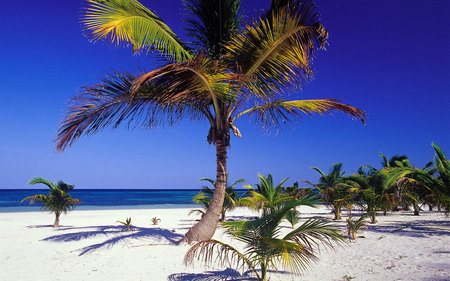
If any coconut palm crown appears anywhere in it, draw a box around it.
[21,177,82,227]
[55,0,366,243]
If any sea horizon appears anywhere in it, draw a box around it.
[0,189,212,212]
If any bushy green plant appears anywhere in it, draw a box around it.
[309,164,356,220]
[185,199,345,281]
[346,215,367,240]
[21,177,81,227]
[192,174,244,221]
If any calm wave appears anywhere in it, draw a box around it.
[0,189,205,212]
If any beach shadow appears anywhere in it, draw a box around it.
[42,225,183,256]
[168,268,291,281]
[368,219,450,238]
[168,269,257,281]
[225,215,259,221]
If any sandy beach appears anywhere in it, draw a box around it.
[1,206,449,281]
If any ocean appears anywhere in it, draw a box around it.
[0,189,208,212]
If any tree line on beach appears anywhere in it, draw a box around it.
[192,143,450,224]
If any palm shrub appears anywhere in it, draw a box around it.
[151,217,161,225]
[283,182,317,227]
[310,164,356,220]
[21,177,81,227]
[348,166,387,223]
[185,199,345,281]
[382,145,449,215]
[346,215,367,240]
[117,217,134,231]
[241,174,288,216]
[54,0,366,243]
[192,174,244,221]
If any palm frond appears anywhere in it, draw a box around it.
[55,69,208,151]
[82,0,191,60]
[28,177,55,189]
[130,54,240,129]
[184,239,258,277]
[284,218,345,249]
[188,209,206,217]
[20,194,47,205]
[183,0,242,58]
[226,0,327,100]
[233,99,365,133]
[261,236,317,275]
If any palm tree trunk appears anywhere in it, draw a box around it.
[413,203,420,216]
[334,205,341,220]
[261,262,267,281]
[180,135,227,243]
[53,211,60,228]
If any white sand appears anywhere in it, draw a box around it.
[0,206,449,281]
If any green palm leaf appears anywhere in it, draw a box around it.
[55,69,210,151]
[184,239,258,278]
[284,218,345,249]
[234,99,366,133]
[82,0,191,60]
[226,0,327,99]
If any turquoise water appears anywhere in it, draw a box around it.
[0,189,206,212]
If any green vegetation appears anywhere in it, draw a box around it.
[21,177,81,227]
[117,217,134,231]
[346,215,367,240]
[151,217,161,225]
[383,143,449,215]
[309,164,356,220]
[55,0,365,243]
[192,174,244,221]
[185,199,345,281]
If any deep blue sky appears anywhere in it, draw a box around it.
[1,0,449,189]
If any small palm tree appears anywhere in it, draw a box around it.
[346,215,367,240]
[241,174,290,216]
[383,144,450,215]
[348,166,387,223]
[117,217,134,231]
[21,177,82,227]
[192,174,244,221]
[310,164,356,220]
[185,199,345,281]
[151,217,161,225]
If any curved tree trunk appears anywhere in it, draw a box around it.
[180,136,227,243]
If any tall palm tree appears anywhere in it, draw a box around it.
[309,163,356,220]
[21,177,82,227]
[54,0,366,243]
[192,174,244,221]
[184,199,345,281]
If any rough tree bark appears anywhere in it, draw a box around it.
[180,133,228,243]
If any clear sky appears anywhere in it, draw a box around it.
[1,0,449,189]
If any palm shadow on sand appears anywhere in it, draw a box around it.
[168,268,291,281]
[39,225,183,255]
[368,219,450,238]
